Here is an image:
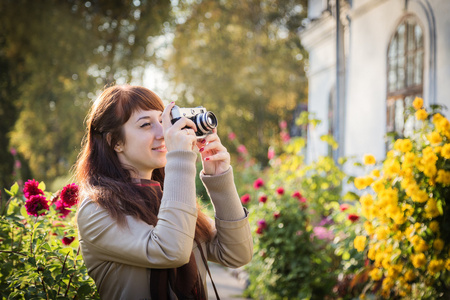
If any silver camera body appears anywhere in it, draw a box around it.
[171,105,218,139]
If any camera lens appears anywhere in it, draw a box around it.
[196,111,217,134]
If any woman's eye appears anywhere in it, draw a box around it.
[140,123,151,128]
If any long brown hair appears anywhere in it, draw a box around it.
[76,85,212,242]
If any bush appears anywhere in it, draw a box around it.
[236,114,353,299]
[352,98,450,299]
[0,180,99,299]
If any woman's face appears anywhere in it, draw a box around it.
[115,108,167,179]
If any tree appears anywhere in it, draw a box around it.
[0,0,172,189]
[166,0,308,164]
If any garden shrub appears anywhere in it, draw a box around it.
[353,98,450,299]
[0,180,99,299]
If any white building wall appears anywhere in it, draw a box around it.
[300,15,337,162]
[301,0,450,173]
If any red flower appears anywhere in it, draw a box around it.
[23,179,44,199]
[240,194,251,204]
[55,200,71,218]
[257,219,267,230]
[253,178,265,189]
[273,212,280,219]
[25,195,49,217]
[228,132,236,141]
[340,203,350,211]
[292,191,307,203]
[276,187,284,195]
[348,214,360,222]
[60,183,79,208]
[256,227,264,235]
[62,236,75,246]
[259,195,268,203]
[292,191,302,199]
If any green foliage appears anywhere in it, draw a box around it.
[233,114,362,299]
[0,0,172,185]
[166,0,309,164]
[0,183,99,299]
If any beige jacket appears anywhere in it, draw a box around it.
[77,151,253,299]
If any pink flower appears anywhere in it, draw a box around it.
[14,160,21,169]
[228,132,236,141]
[273,212,280,219]
[259,195,268,203]
[55,200,71,218]
[279,120,287,130]
[240,194,250,204]
[280,132,290,143]
[237,145,248,154]
[276,187,284,195]
[253,178,264,189]
[25,195,49,217]
[10,147,17,156]
[312,226,334,241]
[23,179,44,199]
[340,204,350,211]
[256,227,264,235]
[348,214,360,222]
[62,236,75,246]
[60,183,79,208]
[257,219,267,229]
[267,147,275,160]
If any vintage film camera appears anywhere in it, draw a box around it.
[171,105,218,139]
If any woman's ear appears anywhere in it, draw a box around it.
[114,143,123,153]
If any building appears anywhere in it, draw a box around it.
[300,0,450,169]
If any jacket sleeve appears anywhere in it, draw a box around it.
[200,167,254,268]
[77,151,199,269]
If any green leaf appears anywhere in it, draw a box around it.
[20,205,28,219]
[38,181,46,191]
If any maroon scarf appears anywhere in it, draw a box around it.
[138,179,206,300]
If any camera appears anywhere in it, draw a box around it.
[171,105,218,138]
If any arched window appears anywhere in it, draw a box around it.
[386,16,424,137]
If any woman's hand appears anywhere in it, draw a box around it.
[161,102,198,151]
[196,128,231,176]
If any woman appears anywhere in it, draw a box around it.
[76,85,253,299]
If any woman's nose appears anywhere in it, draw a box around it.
[155,122,164,139]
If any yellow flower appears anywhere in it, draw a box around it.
[429,221,439,233]
[360,194,374,207]
[369,268,383,281]
[364,221,374,235]
[375,226,389,240]
[400,139,413,152]
[354,176,373,190]
[412,97,423,110]
[433,113,444,125]
[427,131,442,145]
[411,253,427,268]
[446,259,450,271]
[428,259,445,275]
[436,170,450,185]
[404,269,416,281]
[371,179,385,193]
[442,143,450,159]
[354,235,367,252]
[425,198,441,218]
[403,152,415,165]
[415,109,428,120]
[433,239,445,252]
[364,154,376,165]
[370,169,380,177]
